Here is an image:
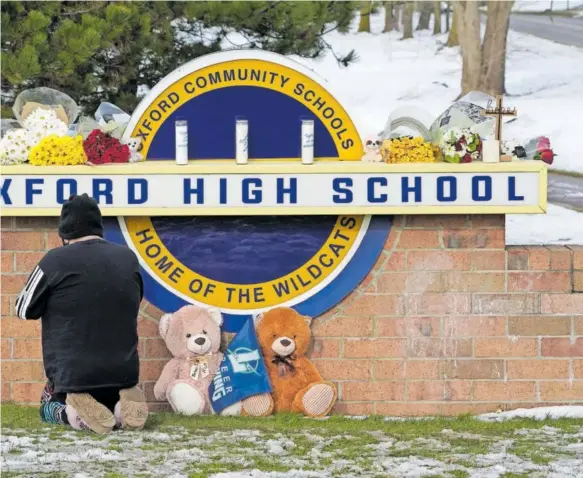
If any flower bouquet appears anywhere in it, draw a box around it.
[380,136,435,163]
[439,127,482,164]
[29,135,87,166]
[527,136,555,165]
[83,129,131,165]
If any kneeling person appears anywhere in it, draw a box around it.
[16,194,148,434]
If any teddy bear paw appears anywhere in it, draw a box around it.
[167,382,205,415]
[302,383,336,417]
[242,393,274,417]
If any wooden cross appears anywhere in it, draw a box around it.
[482,95,517,142]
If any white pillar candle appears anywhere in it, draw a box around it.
[482,139,500,163]
[236,118,248,165]
[301,119,314,165]
[175,119,188,165]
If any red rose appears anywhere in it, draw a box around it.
[462,153,472,163]
[537,137,551,152]
[540,149,555,165]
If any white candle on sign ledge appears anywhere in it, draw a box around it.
[301,119,314,165]
[175,119,188,165]
[482,139,500,163]
[235,118,248,165]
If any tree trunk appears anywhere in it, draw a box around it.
[393,3,402,30]
[401,1,414,39]
[445,2,450,31]
[453,1,482,95]
[416,2,432,30]
[447,5,459,46]
[383,1,399,32]
[358,0,371,32]
[433,1,442,34]
[480,1,513,95]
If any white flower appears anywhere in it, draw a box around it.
[22,108,68,144]
[0,129,35,165]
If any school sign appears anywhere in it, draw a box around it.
[0,50,547,331]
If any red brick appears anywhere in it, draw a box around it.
[475,338,537,357]
[548,246,571,270]
[384,229,401,250]
[573,360,583,378]
[539,381,583,401]
[1,339,12,359]
[333,402,375,416]
[407,380,470,401]
[376,317,439,337]
[442,229,504,249]
[142,302,165,320]
[1,361,45,381]
[0,217,14,230]
[137,317,161,337]
[14,252,45,273]
[344,339,405,358]
[142,381,159,402]
[14,217,59,229]
[574,272,583,293]
[359,272,375,292]
[312,360,373,380]
[398,230,440,249]
[573,316,583,335]
[541,294,583,315]
[12,382,45,403]
[147,402,171,413]
[0,232,45,251]
[440,359,503,379]
[376,402,442,416]
[474,381,536,401]
[407,338,472,358]
[508,272,571,293]
[526,248,550,270]
[13,339,42,359]
[384,251,405,271]
[441,403,506,416]
[472,294,538,315]
[507,359,569,379]
[572,246,583,270]
[376,272,442,294]
[313,316,373,337]
[441,272,505,292]
[310,339,340,358]
[0,295,10,317]
[342,381,404,401]
[1,317,41,337]
[405,215,470,229]
[46,232,63,250]
[507,247,529,270]
[1,253,14,273]
[542,338,583,357]
[471,251,506,271]
[342,294,405,316]
[2,382,11,401]
[375,360,405,379]
[407,251,471,271]
[470,215,505,228]
[1,275,28,294]
[144,339,172,358]
[442,316,506,337]
[139,360,166,381]
[406,293,471,315]
[508,316,571,336]
[405,360,441,379]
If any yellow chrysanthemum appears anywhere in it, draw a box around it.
[29,135,87,166]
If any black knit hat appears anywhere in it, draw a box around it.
[58,193,104,240]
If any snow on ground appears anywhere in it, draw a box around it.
[513,1,583,12]
[506,203,583,244]
[2,417,583,478]
[479,405,583,422]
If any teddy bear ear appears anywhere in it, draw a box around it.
[303,315,313,327]
[207,307,223,327]
[159,313,173,339]
[253,313,264,328]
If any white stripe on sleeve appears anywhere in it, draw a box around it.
[17,267,44,319]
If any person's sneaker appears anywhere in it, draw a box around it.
[65,393,116,434]
[118,386,148,431]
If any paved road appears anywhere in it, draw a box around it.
[510,13,583,48]
[548,173,583,212]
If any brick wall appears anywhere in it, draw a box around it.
[1,215,582,415]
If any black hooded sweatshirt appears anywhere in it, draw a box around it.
[15,239,143,393]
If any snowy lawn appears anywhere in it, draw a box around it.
[2,404,583,478]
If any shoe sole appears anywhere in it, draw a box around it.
[119,386,148,431]
[66,393,116,434]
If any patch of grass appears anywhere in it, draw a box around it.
[106,445,123,453]
[188,461,242,478]
[104,474,128,478]
[451,472,470,478]
[448,437,491,455]
[502,473,531,478]
[509,441,553,465]
[7,448,24,454]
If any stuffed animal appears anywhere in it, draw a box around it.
[153,304,241,416]
[242,307,337,418]
[361,137,383,162]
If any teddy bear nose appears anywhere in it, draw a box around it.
[194,337,206,346]
[280,339,291,347]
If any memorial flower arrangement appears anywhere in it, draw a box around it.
[531,136,555,165]
[29,135,87,166]
[0,129,36,165]
[83,129,131,164]
[439,127,482,163]
[380,136,435,163]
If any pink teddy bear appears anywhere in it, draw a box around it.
[153,304,241,416]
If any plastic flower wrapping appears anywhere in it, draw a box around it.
[439,127,482,164]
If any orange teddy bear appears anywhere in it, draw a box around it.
[242,307,337,417]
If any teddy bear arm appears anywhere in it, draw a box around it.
[153,359,180,401]
[298,357,325,384]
